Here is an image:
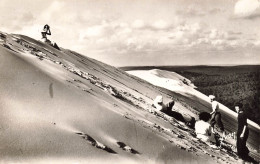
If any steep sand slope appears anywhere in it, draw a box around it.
[128,69,260,159]
[0,31,259,163]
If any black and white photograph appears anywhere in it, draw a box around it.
[0,0,259,163]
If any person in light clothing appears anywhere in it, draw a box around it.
[209,95,225,138]
[195,112,212,142]
[152,95,175,113]
[152,95,195,129]
[195,112,220,147]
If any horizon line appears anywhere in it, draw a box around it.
[118,64,260,68]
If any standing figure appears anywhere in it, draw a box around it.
[209,95,225,138]
[235,102,250,160]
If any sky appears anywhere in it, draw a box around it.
[0,0,260,66]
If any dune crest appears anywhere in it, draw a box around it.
[0,31,259,163]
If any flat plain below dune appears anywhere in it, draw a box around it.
[0,31,259,163]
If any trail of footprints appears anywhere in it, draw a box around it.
[76,132,117,154]
[116,142,140,154]
[1,33,252,163]
[75,132,140,155]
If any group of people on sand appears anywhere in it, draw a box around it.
[41,23,252,162]
[198,96,251,162]
[195,95,225,148]
[152,94,251,162]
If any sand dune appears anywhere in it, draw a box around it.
[128,69,260,159]
[127,69,260,130]
[0,31,259,163]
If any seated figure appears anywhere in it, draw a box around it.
[195,112,220,147]
[41,24,60,50]
[152,95,195,129]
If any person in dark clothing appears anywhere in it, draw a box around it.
[235,103,250,160]
[41,24,60,50]
[152,95,195,129]
[210,111,224,132]
[41,24,51,41]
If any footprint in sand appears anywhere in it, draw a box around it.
[116,142,140,154]
[76,132,117,154]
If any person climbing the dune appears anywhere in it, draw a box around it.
[41,24,60,50]
[209,95,225,139]
[152,95,195,129]
[195,112,220,148]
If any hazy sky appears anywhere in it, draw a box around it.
[1,0,260,66]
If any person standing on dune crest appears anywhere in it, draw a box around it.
[209,95,225,138]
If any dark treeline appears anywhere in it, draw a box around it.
[121,65,260,125]
[178,71,260,125]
